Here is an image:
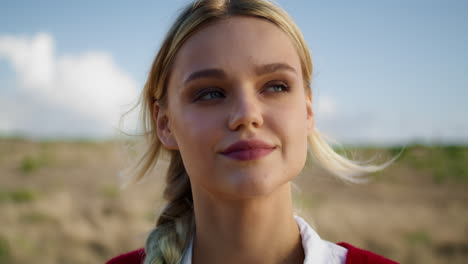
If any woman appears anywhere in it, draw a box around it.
[107,0,399,263]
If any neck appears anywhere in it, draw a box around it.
[191,183,304,264]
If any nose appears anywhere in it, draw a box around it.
[228,90,264,131]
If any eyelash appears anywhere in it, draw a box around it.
[194,82,290,102]
[265,82,289,93]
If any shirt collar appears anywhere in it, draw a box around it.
[180,215,347,264]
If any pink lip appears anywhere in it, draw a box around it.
[221,140,276,161]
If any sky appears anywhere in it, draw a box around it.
[0,0,467,145]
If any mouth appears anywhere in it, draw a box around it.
[222,148,276,161]
[221,139,276,161]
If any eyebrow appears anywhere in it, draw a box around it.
[183,63,297,85]
[254,63,297,76]
[184,68,226,85]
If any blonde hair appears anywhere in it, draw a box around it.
[129,0,397,263]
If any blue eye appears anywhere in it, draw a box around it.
[265,83,289,93]
[196,90,225,101]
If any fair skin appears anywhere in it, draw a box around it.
[155,17,314,264]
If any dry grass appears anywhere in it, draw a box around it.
[0,139,467,264]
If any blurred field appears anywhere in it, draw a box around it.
[0,138,467,264]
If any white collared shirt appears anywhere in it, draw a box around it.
[180,215,347,264]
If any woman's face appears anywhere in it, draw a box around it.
[157,17,314,200]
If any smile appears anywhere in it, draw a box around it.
[221,148,275,161]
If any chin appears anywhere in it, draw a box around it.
[221,170,292,199]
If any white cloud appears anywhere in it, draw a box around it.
[0,33,139,138]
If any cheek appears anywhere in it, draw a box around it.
[273,100,309,172]
[274,96,309,139]
[171,109,222,173]
[178,110,219,139]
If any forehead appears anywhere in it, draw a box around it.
[170,16,302,84]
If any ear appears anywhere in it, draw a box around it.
[153,102,179,150]
[305,92,315,133]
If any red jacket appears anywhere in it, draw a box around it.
[106,243,399,264]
